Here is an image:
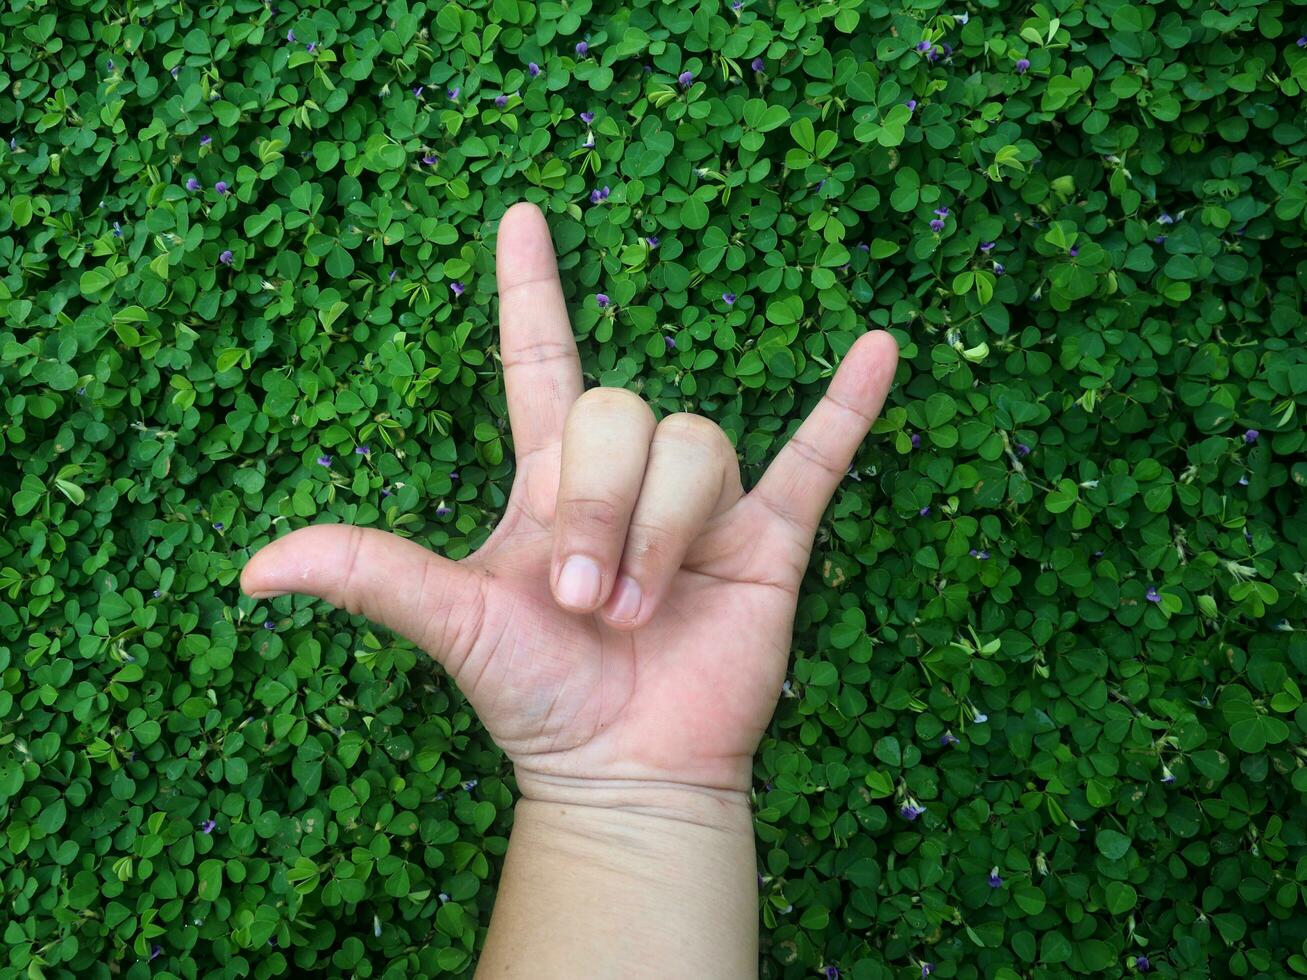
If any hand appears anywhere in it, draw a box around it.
[241,202,899,804]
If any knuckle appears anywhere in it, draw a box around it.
[658,412,731,455]
[626,522,680,565]
[576,386,652,422]
[786,434,843,476]
[561,495,626,534]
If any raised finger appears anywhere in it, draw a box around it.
[601,414,742,630]
[496,202,584,467]
[749,331,899,545]
[552,387,657,613]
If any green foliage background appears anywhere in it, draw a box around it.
[3,0,1307,976]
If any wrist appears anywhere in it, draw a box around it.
[512,768,752,831]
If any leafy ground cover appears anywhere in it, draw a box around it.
[2,0,1306,977]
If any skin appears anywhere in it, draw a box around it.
[241,202,900,977]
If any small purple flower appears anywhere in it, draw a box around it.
[1243,428,1259,444]
[215,180,229,194]
[647,235,660,248]
[993,262,1006,275]
[528,62,540,77]
[495,94,508,108]
[186,177,201,191]
[1298,37,1307,48]
[575,41,589,57]
[355,445,370,455]
[1136,955,1151,973]
[212,522,224,531]
[412,85,424,98]
[170,65,180,78]
[1158,213,1174,225]
[583,133,595,148]
[316,455,332,468]
[113,221,123,238]
[916,40,931,52]
[905,98,917,111]
[910,433,921,449]
[857,242,870,251]
[664,335,677,351]
[900,801,926,821]
[200,135,212,146]
[921,964,935,978]
[108,58,116,71]
[202,819,217,833]
[422,154,438,165]
[463,779,478,790]
[596,293,611,309]
[930,218,946,232]
[219,249,233,265]
[824,968,840,980]
[389,269,398,282]
[435,503,451,517]
[733,0,744,10]
[934,207,949,217]
[1017,443,1031,456]
[1146,586,1161,603]
[752,57,766,72]
[980,241,995,252]
[589,185,611,204]
[1069,246,1079,257]
[1016,58,1031,73]
[152,589,162,598]
[678,70,695,87]
[447,86,460,101]
[1161,771,1176,785]
[723,292,737,305]
[287,29,296,43]
[940,730,959,747]
[150,945,163,961]
[1238,475,1249,486]
[306,42,317,53]
[451,281,465,297]
[580,111,595,124]
[263,620,275,630]
[919,506,931,516]
[1153,235,1167,244]
[988,868,1004,888]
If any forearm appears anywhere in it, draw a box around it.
[476,775,758,979]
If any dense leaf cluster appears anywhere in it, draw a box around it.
[2,0,1305,977]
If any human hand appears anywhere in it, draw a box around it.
[241,202,899,806]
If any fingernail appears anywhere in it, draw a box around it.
[556,556,602,609]
[247,590,289,599]
[605,576,642,624]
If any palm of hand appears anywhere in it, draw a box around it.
[242,203,897,799]
[451,463,798,795]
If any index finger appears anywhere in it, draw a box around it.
[748,330,899,542]
[496,202,584,465]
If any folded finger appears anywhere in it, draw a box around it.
[552,387,656,613]
[602,414,741,630]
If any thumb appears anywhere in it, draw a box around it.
[241,524,485,667]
